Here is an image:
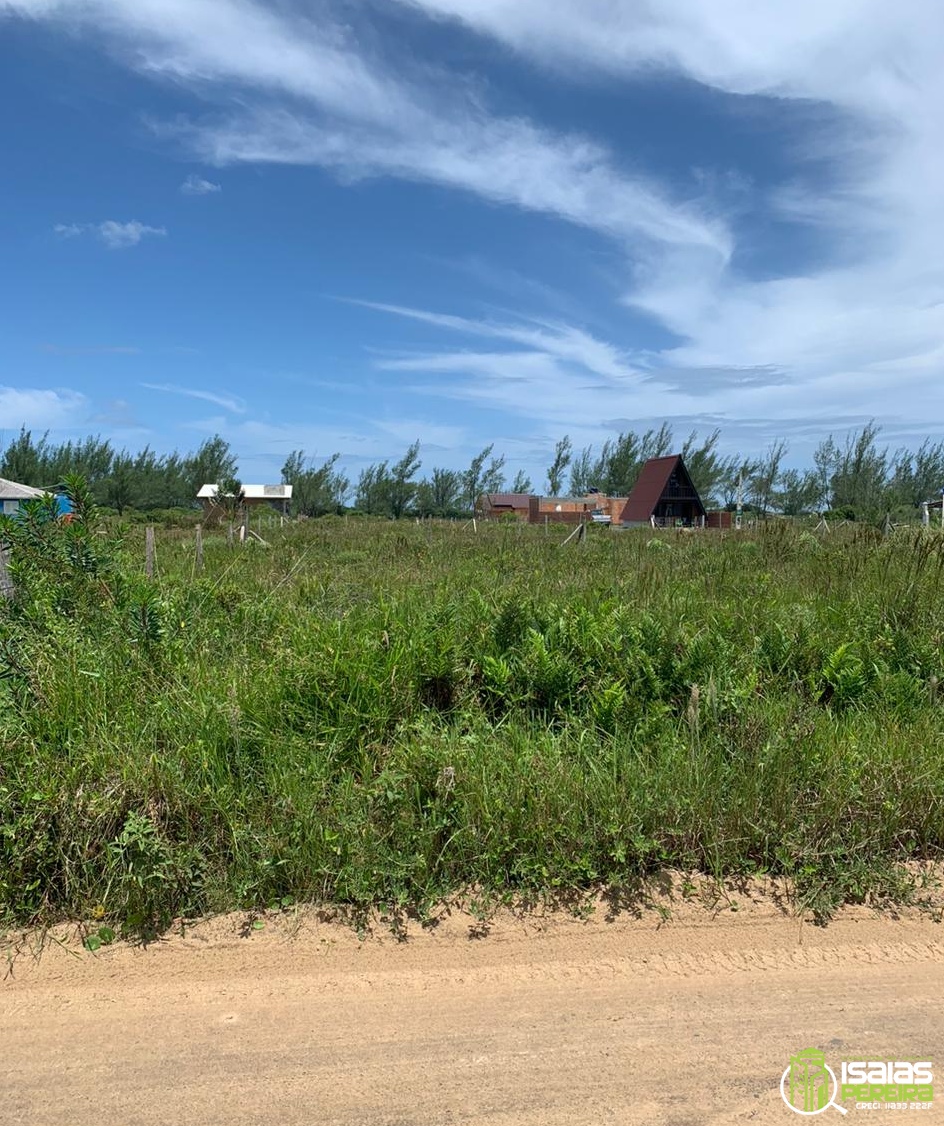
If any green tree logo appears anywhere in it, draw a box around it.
[780,1049,847,1116]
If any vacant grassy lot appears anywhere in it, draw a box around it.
[2,500,944,933]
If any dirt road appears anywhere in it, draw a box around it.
[3,887,943,1125]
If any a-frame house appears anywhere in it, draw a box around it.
[620,454,706,527]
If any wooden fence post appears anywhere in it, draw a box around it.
[145,525,155,578]
[560,521,583,547]
[0,546,13,600]
[195,523,204,572]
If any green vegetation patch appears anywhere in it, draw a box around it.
[2,484,943,934]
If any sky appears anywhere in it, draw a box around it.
[1,1,942,486]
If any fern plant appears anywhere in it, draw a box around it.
[819,642,868,707]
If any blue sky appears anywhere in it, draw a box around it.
[2,1,942,485]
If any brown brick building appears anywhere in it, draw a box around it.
[479,490,627,525]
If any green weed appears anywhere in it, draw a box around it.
[1,503,943,933]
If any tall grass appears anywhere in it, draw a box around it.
[2,503,944,933]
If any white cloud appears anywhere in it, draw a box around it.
[358,297,711,441]
[98,220,166,248]
[12,0,728,260]
[10,0,944,449]
[395,0,944,426]
[181,109,728,259]
[52,222,84,239]
[354,301,642,384]
[396,1,933,112]
[141,382,245,413]
[180,173,221,195]
[0,386,88,429]
[361,292,932,448]
[376,344,662,433]
[54,219,166,249]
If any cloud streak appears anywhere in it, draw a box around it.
[364,300,659,429]
[395,0,944,419]
[141,382,245,413]
[352,300,642,384]
[9,0,728,261]
[54,219,166,249]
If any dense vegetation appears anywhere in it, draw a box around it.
[2,483,943,935]
[4,420,943,522]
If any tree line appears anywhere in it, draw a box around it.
[277,423,944,522]
[0,430,238,514]
[3,422,942,521]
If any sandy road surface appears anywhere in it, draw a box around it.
[2,889,943,1125]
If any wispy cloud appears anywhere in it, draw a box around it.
[181,108,729,259]
[353,300,642,384]
[52,222,85,239]
[364,299,819,435]
[395,0,944,423]
[11,0,728,261]
[141,382,245,414]
[376,348,623,427]
[54,220,166,249]
[180,173,221,195]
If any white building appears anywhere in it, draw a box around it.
[197,483,292,517]
[0,477,46,515]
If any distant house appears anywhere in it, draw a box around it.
[531,490,627,525]
[479,493,532,521]
[0,477,46,516]
[479,490,629,525]
[197,483,293,519]
[620,455,706,527]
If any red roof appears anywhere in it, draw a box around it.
[620,454,703,522]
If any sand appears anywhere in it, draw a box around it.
[3,881,943,1124]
